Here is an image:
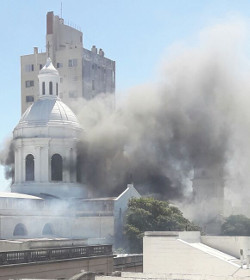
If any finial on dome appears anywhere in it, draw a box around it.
[45,57,52,67]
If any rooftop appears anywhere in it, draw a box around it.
[0,192,42,200]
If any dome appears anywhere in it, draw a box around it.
[20,98,79,125]
[14,97,82,139]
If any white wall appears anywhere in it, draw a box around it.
[143,232,238,276]
[201,235,250,258]
[72,216,114,242]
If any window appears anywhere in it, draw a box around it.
[49,81,53,95]
[76,155,82,183]
[56,83,58,95]
[68,59,77,67]
[42,223,53,235]
[25,154,34,181]
[57,62,63,68]
[25,80,34,88]
[13,223,27,236]
[51,154,63,181]
[25,64,34,72]
[26,95,34,102]
[39,64,43,70]
[92,80,95,91]
[42,82,45,95]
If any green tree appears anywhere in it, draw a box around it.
[221,215,250,236]
[124,197,200,253]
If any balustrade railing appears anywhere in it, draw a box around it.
[0,244,112,265]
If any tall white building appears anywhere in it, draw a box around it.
[21,11,116,114]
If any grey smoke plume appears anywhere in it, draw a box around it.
[1,19,249,214]
[70,20,250,205]
[0,137,14,183]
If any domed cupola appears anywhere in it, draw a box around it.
[14,58,82,139]
[12,58,86,199]
[38,57,60,98]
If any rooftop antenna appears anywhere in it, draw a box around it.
[60,2,63,19]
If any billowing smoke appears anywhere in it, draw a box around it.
[70,20,249,206]
[0,137,14,184]
[1,19,250,218]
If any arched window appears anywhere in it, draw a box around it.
[42,223,53,235]
[13,223,27,236]
[49,81,53,95]
[25,154,34,181]
[42,81,45,95]
[76,155,82,183]
[56,83,58,96]
[51,154,63,181]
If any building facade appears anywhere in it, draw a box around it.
[21,11,115,114]
[0,58,139,245]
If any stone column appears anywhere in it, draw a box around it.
[35,146,41,182]
[43,145,49,182]
[64,148,71,183]
[14,147,19,183]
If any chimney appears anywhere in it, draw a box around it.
[34,47,38,54]
[91,45,97,54]
[99,48,104,57]
[47,11,54,35]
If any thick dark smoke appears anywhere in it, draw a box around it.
[0,137,14,184]
[70,20,249,202]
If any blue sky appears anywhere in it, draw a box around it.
[1,0,250,188]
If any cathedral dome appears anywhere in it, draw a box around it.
[14,98,82,139]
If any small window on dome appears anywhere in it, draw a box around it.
[56,83,58,95]
[49,81,53,95]
[42,82,45,95]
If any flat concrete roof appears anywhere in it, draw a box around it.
[144,231,180,236]
[0,192,42,200]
